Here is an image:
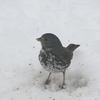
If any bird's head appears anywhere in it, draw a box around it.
[36,33,63,51]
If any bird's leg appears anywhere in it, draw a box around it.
[62,71,66,88]
[63,71,65,85]
[45,72,51,85]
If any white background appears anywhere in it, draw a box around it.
[0,0,100,100]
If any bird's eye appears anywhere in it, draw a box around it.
[45,38,49,41]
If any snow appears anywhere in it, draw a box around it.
[0,0,100,100]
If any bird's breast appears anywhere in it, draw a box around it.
[39,49,70,73]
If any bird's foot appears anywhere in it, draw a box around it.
[59,84,66,89]
[45,79,51,85]
[45,80,51,89]
[62,84,66,89]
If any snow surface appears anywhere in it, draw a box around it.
[0,0,100,100]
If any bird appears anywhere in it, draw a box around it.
[36,33,80,88]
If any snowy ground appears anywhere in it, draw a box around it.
[0,0,100,100]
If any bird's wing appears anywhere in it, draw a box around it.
[54,49,73,67]
[61,49,73,63]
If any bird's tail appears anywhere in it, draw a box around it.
[66,44,80,52]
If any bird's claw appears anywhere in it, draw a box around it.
[59,84,66,89]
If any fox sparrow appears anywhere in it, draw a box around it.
[37,33,80,88]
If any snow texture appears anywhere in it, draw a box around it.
[0,0,100,100]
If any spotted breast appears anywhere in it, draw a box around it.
[39,49,70,73]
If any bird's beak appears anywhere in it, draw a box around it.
[36,37,42,42]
